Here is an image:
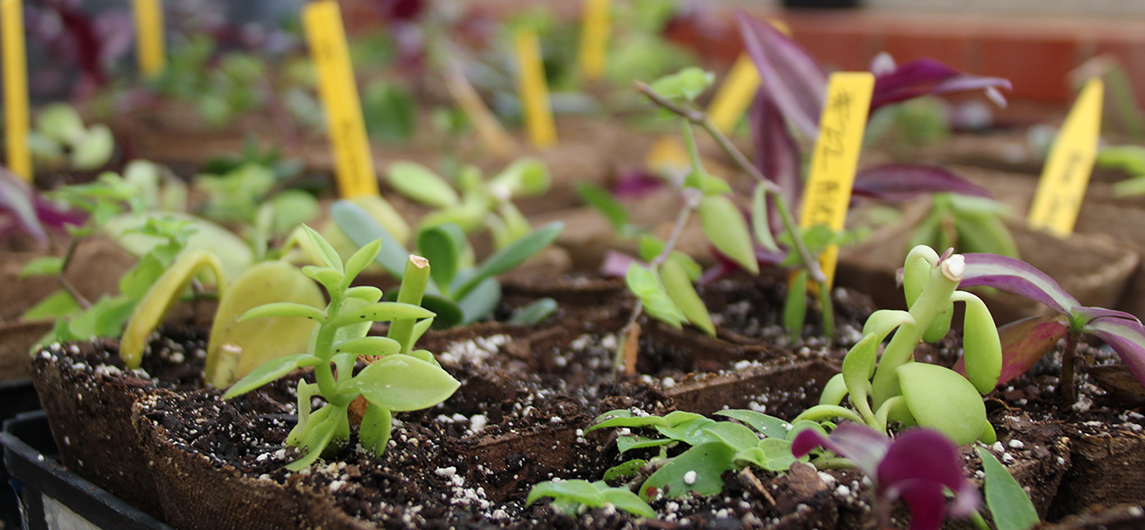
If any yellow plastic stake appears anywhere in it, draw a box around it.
[578,0,610,81]
[707,54,761,134]
[514,28,557,149]
[799,72,875,288]
[303,0,379,198]
[1028,78,1104,237]
[132,0,165,77]
[2,0,29,182]
[443,59,513,157]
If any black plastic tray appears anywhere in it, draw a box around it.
[1,411,171,530]
[0,379,41,528]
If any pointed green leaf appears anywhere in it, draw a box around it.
[223,353,322,399]
[952,291,1002,394]
[327,302,435,328]
[600,487,656,518]
[358,403,393,456]
[702,422,760,453]
[345,286,384,303]
[575,181,627,231]
[387,161,459,207]
[508,297,558,325]
[456,276,501,324]
[640,442,735,500]
[22,289,80,320]
[334,336,402,357]
[714,410,791,440]
[977,447,1040,530]
[351,354,460,411]
[330,200,410,277]
[240,302,327,323]
[625,264,686,328]
[452,222,563,300]
[751,184,780,254]
[526,479,606,508]
[19,257,64,279]
[660,258,714,335]
[490,157,550,197]
[785,270,808,340]
[617,435,673,453]
[699,195,759,275]
[344,239,383,286]
[842,333,881,421]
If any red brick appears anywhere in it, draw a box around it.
[882,31,974,72]
[979,36,1077,103]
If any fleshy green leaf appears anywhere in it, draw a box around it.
[576,181,627,231]
[452,222,563,301]
[303,224,343,273]
[240,302,327,323]
[896,363,989,445]
[784,270,808,340]
[714,410,790,439]
[508,297,558,325]
[330,200,410,277]
[649,67,715,103]
[526,479,606,508]
[19,257,64,279]
[625,264,686,329]
[351,354,461,411]
[660,258,714,335]
[600,487,656,518]
[751,184,780,254]
[640,441,735,500]
[70,125,115,171]
[327,302,435,328]
[333,336,402,357]
[343,239,383,287]
[489,158,550,197]
[456,276,501,324]
[617,435,673,453]
[418,224,466,291]
[586,409,668,433]
[843,334,881,421]
[604,459,648,481]
[701,422,760,453]
[358,403,393,456]
[977,447,1040,530]
[223,353,322,399]
[699,195,759,275]
[387,161,459,207]
[952,291,1002,394]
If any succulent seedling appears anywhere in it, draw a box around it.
[794,245,1002,445]
[332,199,563,327]
[29,103,115,171]
[223,226,458,469]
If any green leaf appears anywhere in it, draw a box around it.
[490,157,550,197]
[638,235,666,263]
[240,302,327,323]
[343,239,383,287]
[640,441,735,500]
[334,200,414,278]
[302,265,345,293]
[418,224,466,290]
[714,410,791,440]
[351,354,461,411]
[586,409,669,433]
[333,336,402,357]
[896,363,990,446]
[702,422,760,453]
[387,162,459,207]
[223,353,322,399]
[327,302,435,328]
[19,257,64,279]
[452,221,563,301]
[575,181,627,231]
[22,290,80,320]
[118,254,167,300]
[617,435,674,453]
[345,286,384,303]
[784,270,808,341]
[417,293,463,329]
[757,438,798,471]
[952,291,1002,394]
[604,459,647,481]
[660,258,714,335]
[699,195,759,275]
[977,447,1040,530]
[526,479,606,508]
[410,317,433,345]
[842,333,881,422]
[625,264,686,329]
[303,224,343,273]
[649,67,715,102]
[358,403,393,456]
[751,184,781,254]
[682,171,731,195]
[70,125,115,171]
[508,297,558,325]
[655,417,718,445]
[600,487,656,518]
[455,276,501,324]
[36,103,85,143]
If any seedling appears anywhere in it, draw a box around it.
[526,479,654,519]
[794,245,1002,445]
[28,103,115,171]
[792,423,981,530]
[385,158,551,250]
[1096,145,1145,196]
[576,408,817,502]
[907,192,1018,258]
[223,227,459,470]
[332,199,563,327]
[958,253,1145,404]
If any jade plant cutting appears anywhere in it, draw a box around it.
[794,245,1002,445]
[223,226,459,470]
[957,253,1145,404]
[332,199,563,327]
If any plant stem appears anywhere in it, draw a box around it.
[1059,334,1079,406]
[57,237,91,309]
[389,255,431,354]
[635,81,825,286]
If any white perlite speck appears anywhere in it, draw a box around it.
[1008,439,1025,449]
[683,471,697,485]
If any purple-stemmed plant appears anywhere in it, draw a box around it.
[957,253,1145,404]
[792,422,980,530]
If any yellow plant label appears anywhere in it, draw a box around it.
[2,0,29,181]
[707,54,761,134]
[1028,78,1104,237]
[514,28,557,149]
[578,0,610,81]
[443,59,513,158]
[799,72,875,288]
[303,0,378,198]
[132,0,165,77]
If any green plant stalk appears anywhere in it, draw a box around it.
[635,81,824,286]
[870,249,961,408]
[313,295,346,407]
[389,255,431,354]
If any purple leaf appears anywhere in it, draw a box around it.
[870,58,1012,112]
[610,169,665,199]
[0,167,47,244]
[956,315,1069,386]
[1084,317,1145,389]
[793,423,979,530]
[750,91,801,198]
[600,250,638,278]
[735,11,826,140]
[960,253,1080,315]
[853,164,993,202]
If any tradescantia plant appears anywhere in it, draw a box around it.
[223,226,459,470]
[794,245,1002,445]
[956,253,1145,405]
[332,199,563,328]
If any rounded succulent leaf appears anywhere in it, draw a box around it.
[897,363,989,446]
